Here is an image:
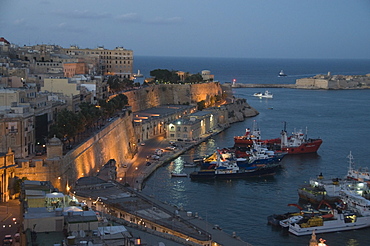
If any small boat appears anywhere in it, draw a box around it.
[279,70,287,77]
[171,172,188,177]
[183,163,197,168]
[253,90,273,98]
[279,215,303,228]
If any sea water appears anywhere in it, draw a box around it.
[134,57,370,246]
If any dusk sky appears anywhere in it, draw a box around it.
[1,0,370,59]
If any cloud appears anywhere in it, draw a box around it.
[146,16,183,25]
[116,13,141,23]
[14,19,26,25]
[53,9,109,19]
[56,22,87,33]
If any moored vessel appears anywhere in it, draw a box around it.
[234,122,322,155]
[189,148,280,180]
[288,209,370,236]
[298,152,370,205]
[253,90,273,98]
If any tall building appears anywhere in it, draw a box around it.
[62,46,133,78]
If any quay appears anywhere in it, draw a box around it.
[74,174,252,246]
[77,125,254,245]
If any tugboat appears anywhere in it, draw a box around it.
[234,121,261,146]
[234,122,322,155]
[262,122,322,155]
[279,70,287,77]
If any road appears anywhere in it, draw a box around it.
[0,199,22,245]
[116,133,195,190]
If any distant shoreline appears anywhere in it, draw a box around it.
[227,82,370,90]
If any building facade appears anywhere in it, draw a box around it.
[63,46,133,78]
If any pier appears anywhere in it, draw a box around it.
[230,83,297,88]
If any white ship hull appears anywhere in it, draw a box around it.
[289,214,370,236]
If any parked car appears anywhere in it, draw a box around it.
[146,162,152,166]
[165,146,176,151]
[14,233,20,242]
[3,235,13,244]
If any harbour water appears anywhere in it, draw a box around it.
[134,57,370,246]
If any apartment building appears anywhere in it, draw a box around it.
[63,46,133,78]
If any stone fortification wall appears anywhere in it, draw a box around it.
[124,82,223,112]
[296,78,329,89]
[15,112,137,193]
[296,75,370,89]
[56,112,137,191]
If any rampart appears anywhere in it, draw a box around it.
[14,82,257,192]
[123,82,223,112]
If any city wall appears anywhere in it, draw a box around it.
[14,82,257,192]
[124,82,223,112]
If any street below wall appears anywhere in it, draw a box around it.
[112,127,227,190]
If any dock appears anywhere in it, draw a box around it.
[74,177,252,246]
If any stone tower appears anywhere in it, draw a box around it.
[46,136,63,159]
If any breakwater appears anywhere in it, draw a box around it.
[230,83,296,88]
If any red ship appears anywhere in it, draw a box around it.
[234,122,322,155]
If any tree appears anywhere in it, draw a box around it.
[49,109,81,143]
[185,73,203,84]
[197,100,206,111]
[150,69,180,83]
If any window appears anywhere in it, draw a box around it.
[184,127,188,132]
[177,127,181,131]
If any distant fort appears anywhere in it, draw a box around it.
[230,72,370,89]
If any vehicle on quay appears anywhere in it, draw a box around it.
[3,235,13,245]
